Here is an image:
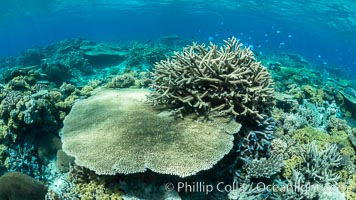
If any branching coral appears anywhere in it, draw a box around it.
[246,154,284,179]
[299,141,342,184]
[6,142,42,179]
[149,37,275,122]
[235,117,276,159]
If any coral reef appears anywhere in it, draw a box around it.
[339,174,356,200]
[246,154,284,179]
[235,116,276,159]
[0,62,100,178]
[56,149,74,173]
[292,127,350,148]
[62,89,239,177]
[278,99,342,134]
[126,42,172,71]
[41,61,73,86]
[341,87,356,105]
[149,37,275,122]
[69,180,123,200]
[270,141,346,199]
[0,172,47,200]
[106,73,135,88]
[6,142,42,179]
[0,37,355,200]
[80,43,128,67]
[270,138,288,155]
[298,141,342,184]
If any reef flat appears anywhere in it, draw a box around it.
[0,37,355,200]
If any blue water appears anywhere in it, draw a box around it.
[0,0,355,80]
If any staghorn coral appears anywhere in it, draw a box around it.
[62,89,238,177]
[149,37,274,122]
[286,100,341,132]
[271,140,349,199]
[235,116,276,159]
[299,141,342,184]
[246,154,284,179]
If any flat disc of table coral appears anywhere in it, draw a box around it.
[61,89,239,177]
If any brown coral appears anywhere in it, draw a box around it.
[149,37,274,122]
[62,89,239,177]
[0,172,47,200]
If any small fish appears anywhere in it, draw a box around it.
[279,42,285,46]
[215,33,219,37]
[288,34,292,38]
[248,36,252,40]
[264,32,269,37]
[317,55,322,58]
[276,30,281,34]
[221,21,224,25]
[208,36,214,41]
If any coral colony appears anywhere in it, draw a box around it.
[0,37,355,199]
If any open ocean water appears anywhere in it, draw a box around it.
[0,1,355,200]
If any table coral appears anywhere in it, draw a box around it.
[62,89,239,177]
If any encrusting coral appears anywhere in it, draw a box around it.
[62,89,239,177]
[149,37,275,122]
